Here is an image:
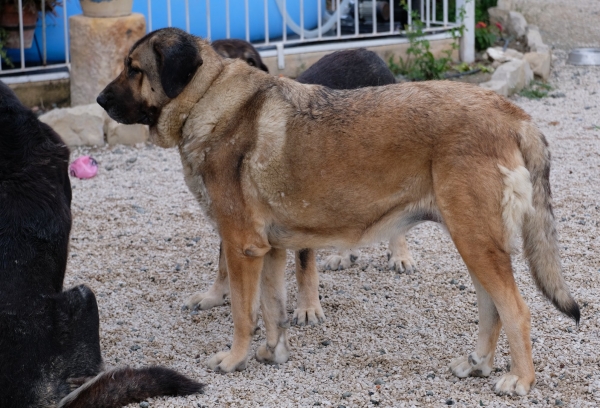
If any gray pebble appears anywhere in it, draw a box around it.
[426,390,434,396]
[342,392,351,398]
[127,157,138,164]
[363,285,372,291]
[374,378,384,385]
[446,399,455,405]
[130,344,141,351]
[550,92,566,98]
[555,399,563,406]
[105,164,114,171]
[140,402,149,408]
[321,340,331,346]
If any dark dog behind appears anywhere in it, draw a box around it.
[211,38,269,72]
[296,48,396,89]
[0,81,203,408]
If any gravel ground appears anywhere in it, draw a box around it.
[63,5,600,407]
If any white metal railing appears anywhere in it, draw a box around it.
[0,0,473,78]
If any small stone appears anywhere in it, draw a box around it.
[132,205,145,214]
[370,401,380,406]
[459,284,466,290]
[130,344,141,351]
[550,92,566,98]
[175,263,182,271]
[313,403,321,406]
[555,400,563,406]
[479,401,485,406]
[140,402,149,408]
[342,392,351,398]
[446,399,455,405]
[127,157,137,164]
[450,279,458,285]
[105,164,114,171]
[426,390,434,396]
[531,399,539,404]
[321,340,331,346]
[374,378,384,385]
[363,285,372,291]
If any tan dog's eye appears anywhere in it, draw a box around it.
[128,67,142,77]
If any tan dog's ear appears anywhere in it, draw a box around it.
[153,34,203,99]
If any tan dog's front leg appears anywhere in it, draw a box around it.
[256,248,291,365]
[185,243,230,310]
[207,241,265,373]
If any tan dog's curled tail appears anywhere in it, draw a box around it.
[518,122,580,323]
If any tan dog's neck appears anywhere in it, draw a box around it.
[150,40,225,148]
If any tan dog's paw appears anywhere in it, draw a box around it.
[207,351,247,373]
[386,250,416,274]
[255,333,290,365]
[324,250,359,270]
[184,291,227,311]
[494,373,532,396]
[292,304,325,326]
[449,352,493,378]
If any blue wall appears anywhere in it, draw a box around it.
[6,0,320,65]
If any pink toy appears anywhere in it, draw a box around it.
[69,156,98,179]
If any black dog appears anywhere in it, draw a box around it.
[297,48,396,89]
[0,81,203,408]
[211,38,269,72]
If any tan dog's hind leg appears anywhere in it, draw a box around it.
[437,163,535,396]
[386,233,416,273]
[450,273,501,378]
[293,249,325,326]
[207,240,265,373]
[185,243,230,310]
[256,248,291,365]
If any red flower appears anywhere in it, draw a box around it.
[476,21,487,29]
[495,22,503,31]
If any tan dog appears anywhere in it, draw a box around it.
[97,28,579,396]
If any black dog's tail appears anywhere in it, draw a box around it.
[58,366,204,408]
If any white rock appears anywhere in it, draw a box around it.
[523,51,552,80]
[488,7,510,31]
[480,80,509,97]
[526,26,550,53]
[507,11,528,38]
[486,47,523,63]
[490,59,533,95]
[496,0,513,11]
[106,120,149,145]
[39,104,105,146]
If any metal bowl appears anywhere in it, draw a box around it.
[567,48,600,65]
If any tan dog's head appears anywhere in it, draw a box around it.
[97,27,203,127]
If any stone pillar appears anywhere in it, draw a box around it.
[70,13,146,106]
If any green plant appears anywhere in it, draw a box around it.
[388,0,465,81]
[0,28,12,66]
[519,81,553,99]
[474,0,497,24]
[474,21,501,51]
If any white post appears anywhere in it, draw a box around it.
[456,0,475,63]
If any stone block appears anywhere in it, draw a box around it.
[491,59,533,95]
[507,11,527,38]
[70,13,146,106]
[523,51,552,80]
[39,104,106,146]
[480,80,509,97]
[106,120,149,145]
